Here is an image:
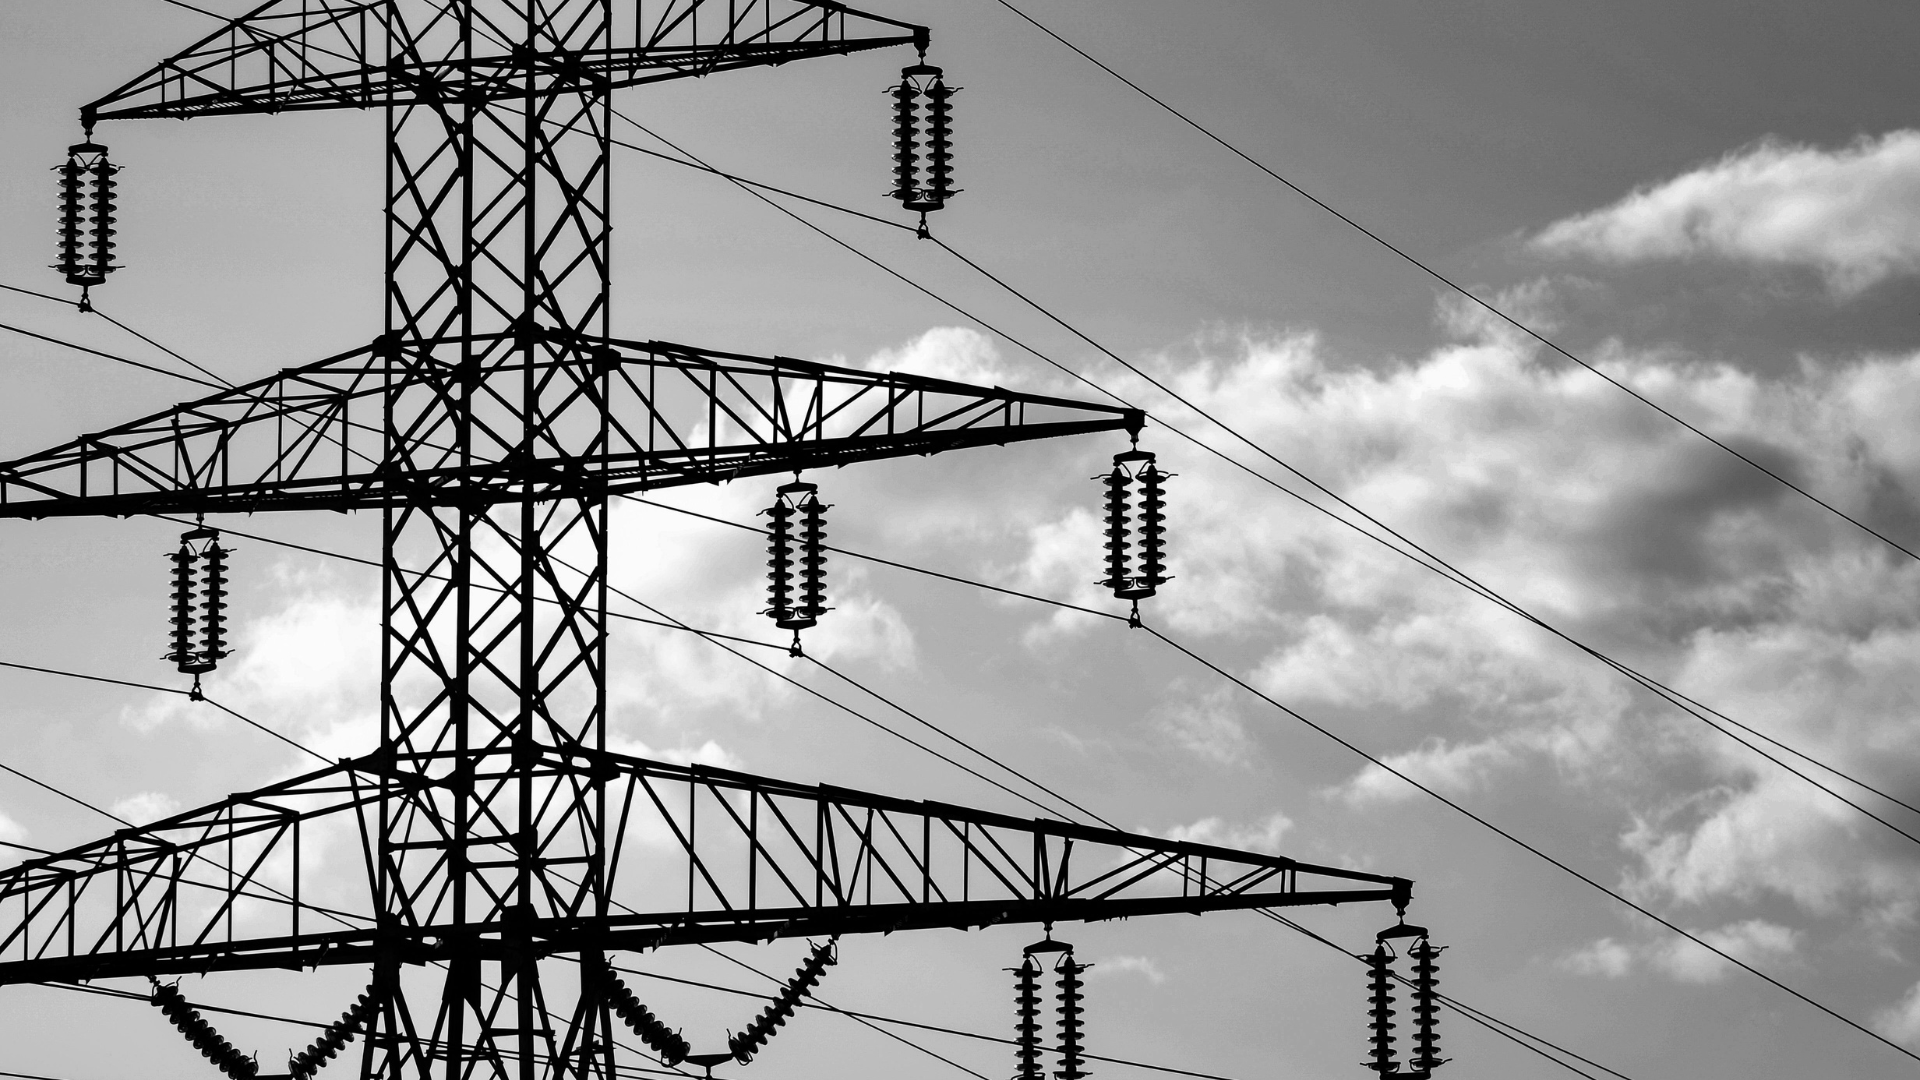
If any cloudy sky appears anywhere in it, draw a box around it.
[1,1,1918,1079]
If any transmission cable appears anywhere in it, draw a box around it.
[987,0,1920,567]
[603,114,1920,846]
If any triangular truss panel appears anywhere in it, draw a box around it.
[85,0,924,122]
[0,332,1140,519]
[0,751,1406,985]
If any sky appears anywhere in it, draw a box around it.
[0,1,1918,1079]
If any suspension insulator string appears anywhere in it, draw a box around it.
[201,538,231,671]
[1053,947,1090,1080]
[287,978,382,1080]
[165,525,233,695]
[150,980,260,1080]
[165,540,198,674]
[763,480,830,655]
[889,62,959,230]
[890,79,920,206]
[1363,943,1397,1077]
[727,937,838,1064]
[1011,954,1045,1080]
[52,137,119,309]
[1096,449,1172,624]
[601,956,692,1066]
[1407,937,1447,1076]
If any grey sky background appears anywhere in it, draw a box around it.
[1,2,1918,1079]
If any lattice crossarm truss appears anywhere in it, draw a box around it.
[85,0,925,122]
[0,759,384,985]
[585,752,1411,946]
[0,752,1407,984]
[0,334,1141,519]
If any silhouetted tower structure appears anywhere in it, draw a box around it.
[0,5,1429,1080]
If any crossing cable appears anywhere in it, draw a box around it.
[0,288,1826,1076]
[131,503,1620,1079]
[629,489,1920,844]
[987,0,1920,568]
[595,503,1627,1080]
[651,490,1896,1068]
[1142,621,1920,1066]
[39,264,1904,855]
[0,560,1615,1080]
[0,282,233,386]
[914,241,1920,842]
[598,122,1920,847]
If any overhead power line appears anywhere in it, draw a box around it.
[602,118,1920,854]
[985,0,1920,568]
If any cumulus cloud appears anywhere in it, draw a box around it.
[1533,130,1920,293]
[1561,921,1799,984]
[1153,687,1253,766]
[1009,315,1920,934]
[1088,954,1168,984]
[1161,811,1293,854]
[1876,980,1920,1045]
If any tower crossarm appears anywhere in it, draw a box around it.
[0,333,1141,519]
[83,0,925,123]
[0,749,1408,985]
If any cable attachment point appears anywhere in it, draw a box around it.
[150,979,260,1080]
[165,526,233,679]
[1096,450,1171,606]
[888,63,959,215]
[54,138,119,292]
[601,955,693,1066]
[727,937,839,1064]
[288,977,382,1080]
[1363,922,1446,1078]
[763,481,830,640]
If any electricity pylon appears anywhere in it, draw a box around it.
[0,4,1424,1080]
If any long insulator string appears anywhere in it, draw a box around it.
[727,938,838,1064]
[1364,944,1397,1076]
[200,540,230,670]
[600,956,692,1066]
[796,489,829,623]
[1135,462,1168,593]
[150,981,259,1080]
[890,80,920,204]
[1012,955,1045,1080]
[166,541,198,672]
[288,979,382,1080]
[1054,950,1089,1080]
[923,75,957,206]
[765,496,797,624]
[1100,464,1131,593]
[1408,939,1446,1076]
[55,154,87,284]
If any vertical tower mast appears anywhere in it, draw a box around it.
[378,3,617,1078]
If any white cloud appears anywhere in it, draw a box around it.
[1533,130,1920,293]
[1088,954,1167,985]
[1161,811,1292,854]
[1559,937,1633,979]
[110,791,180,825]
[1008,318,1920,929]
[1154,687,1253,766]
[1561,920,1798,984]
[1876,980,1920,1046]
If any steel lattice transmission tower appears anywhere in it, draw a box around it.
[0,4,1432,1080]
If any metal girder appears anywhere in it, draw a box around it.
[83,0,924,123]
[0,331,1141,519]
[0,750,1408,985]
